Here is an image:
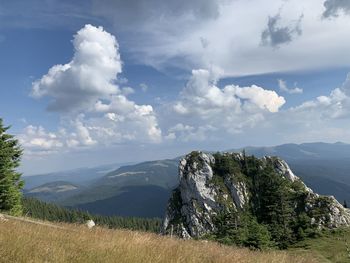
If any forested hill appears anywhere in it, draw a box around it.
[22,198,161,233]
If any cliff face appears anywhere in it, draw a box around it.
[162,151,350,239]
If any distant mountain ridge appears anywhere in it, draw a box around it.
[22,162,134,190]
[23,142,350,218]
[233,142,350,160]
[61,158,180,218]
[24,181,82,203]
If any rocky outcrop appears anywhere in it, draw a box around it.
[162,151,350,238]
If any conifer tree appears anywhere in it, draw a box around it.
[0,118,23,215]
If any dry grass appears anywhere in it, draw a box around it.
[0,218,318,263]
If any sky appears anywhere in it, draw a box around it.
[1,0,350,174]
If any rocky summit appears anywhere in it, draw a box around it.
[162,151,350,243]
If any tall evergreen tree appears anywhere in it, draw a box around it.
[0,118,23,215]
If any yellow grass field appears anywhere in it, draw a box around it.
[0,217,319,263]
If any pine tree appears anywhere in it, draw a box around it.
[344,200,348,208]
[0,118,24,215]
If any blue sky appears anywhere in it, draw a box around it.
[1,0,350,174]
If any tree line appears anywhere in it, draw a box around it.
[23,197,161,232]
[208,152,322,249]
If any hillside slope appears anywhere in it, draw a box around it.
[61,159,179,217]
[24,181,82,203]
[0,214,317,263]
[75,185,171,217]
[23,162,127,190]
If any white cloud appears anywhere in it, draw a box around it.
[163,70,350,145]
[18,125,64,157]
[121,87,135,95]
[278,79,303,94]
[174,69,285,115]
[94,95,162,143]
[166,69,285,140]
[291,74,350,119]
[31,24,122,112]
[93,0,350,77]
[22,25,162,157]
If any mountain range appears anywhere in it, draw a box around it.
[23,142,350,218]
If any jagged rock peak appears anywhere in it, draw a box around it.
[162,151,350,239]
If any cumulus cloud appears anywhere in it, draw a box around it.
[31,24,122,112]
[323,0,350,18]
[94,95,162,142]
[174,69,285,115]
[18,119,98,153]
[166,69,285,139]
[291,74,350,119]
[161,70,350,146]
[23,25,162,156]
[261,13,303,48]
[278,79,303,94]
[19,125,64,155]
[250,73,350,144]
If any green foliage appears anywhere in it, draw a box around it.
[290,227,350,262]
[167,188,184,225]
[210,211,272,250]
[22,197,161,233]
[187,151,205,170]
[213,152,242,179]
[207,153,319,249]
[236,214,272,249]
[0,118,23,216]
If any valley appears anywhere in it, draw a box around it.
[23,142,350,219]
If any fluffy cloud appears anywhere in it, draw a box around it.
[159,71,350,146]
[291,74,350,119]
[94,95,162,142]
[278,79,303,94]
[19,125,64,155]
[18,118,98,157]
[90,0,350,76]
[261,13,303,48]
[23,25,161,156]
[323,0,350,18]
[174,69,285,115]
[31,24,122,112]
[166,69,285,139]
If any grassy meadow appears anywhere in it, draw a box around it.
[0,216,320,263]
[291,228,350,263]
